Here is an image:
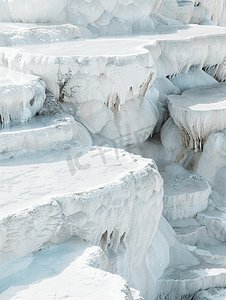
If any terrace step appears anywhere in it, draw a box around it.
[168,83,226,150]
[0,22,81,47]
[157,161,211,221]
[196,207,226,242]
[0,149,162,265]
[0,114,92,155]
[156,262,226,300]
[0,66,46,124]
[169,218,206,246]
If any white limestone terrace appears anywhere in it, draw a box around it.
[0,114,93,154]
[0,34,160,144]
[0,22,81,47]
[2,3,226,300]
[157,161,211,221]
[0,66,46,124]
[168,83,226,150]
[196,207,226,242]
[1,25,226,145]
[169,217,207,246]
[155,262,226,300]
[1,0,226,32]
[194,287,226,300]
[0,238,143,300]
[0,148,163,274]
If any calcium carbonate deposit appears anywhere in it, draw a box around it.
[2,1,226,300]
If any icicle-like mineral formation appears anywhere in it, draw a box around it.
[168,83,226,150]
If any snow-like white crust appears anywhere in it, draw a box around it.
[0,149,163,286]
[1,1,226,298]
[158,161,211,221]
[194,287,226,300]
[170,68,217,93]
[0,115,92,153]
[0,36,161,143]
[0,239,143,300]
[1,0,225,31]
[0,150,164,298]
[0,0,165,28]
[1,24,226,144]
[156,264,226,300]
[0,66,46,124]
[0,23,81,47]
[160,117,182,151]
[168,83,226,150]
[196,207,226,242]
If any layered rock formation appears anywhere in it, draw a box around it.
[1,1,226,300]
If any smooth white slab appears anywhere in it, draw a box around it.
[0,148,152,218]
[158,161,211,221]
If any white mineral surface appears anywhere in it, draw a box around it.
[0,114,93,153]
[168,83,226,150]
[194,287,226,300]
[157,161,211,221]
[2,0,226,299]
[0,66,46,124]
[0,238,143,300]
[0,22,81,46]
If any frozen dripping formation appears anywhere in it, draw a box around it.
[0,66,46,124]
[156,262,226,300]
[0,37,160,144]
[2,1,226,299]
[1,37,159,106]
[155,25,226,76]
[0,147,163,300]
[168,83,226,150]
[0,149,164,298]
